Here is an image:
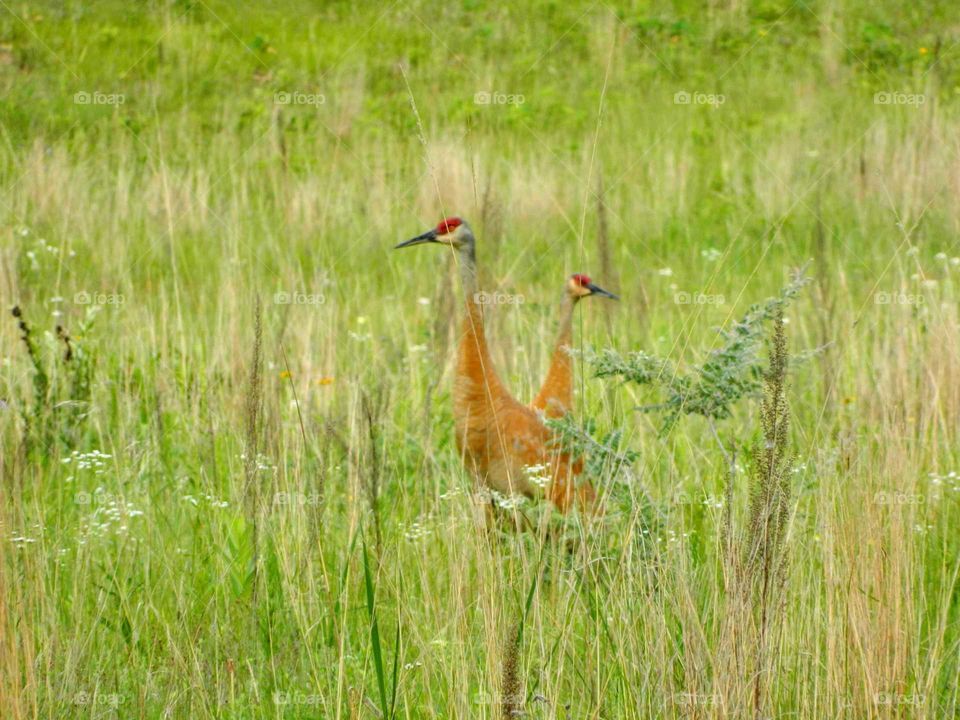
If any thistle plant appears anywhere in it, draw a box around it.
[550,267,810,507]
[581,265,811,436]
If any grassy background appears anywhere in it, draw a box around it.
[1,0,959,717]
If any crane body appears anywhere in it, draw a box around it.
[396,218,599,512]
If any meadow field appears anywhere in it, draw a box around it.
[2,1,960,717]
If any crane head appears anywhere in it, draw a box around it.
[568,273,618,300]
[395,217,470,249]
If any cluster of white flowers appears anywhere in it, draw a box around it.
[928,471,960,493]
[700,247,723,262]
[701,495,724,509]
[523,464,551,490]
[24,237,62,271]
[239,453,275,474]
[403,343,430,368]
[62,449,112,475]
[439,486,463,501]
[404,520,432,541]
[181,493,229,509]
[487,489,526,511]
[470,486,531,511]
[660,528,692,544]
[79,495,144,542]
[902,249,960,289]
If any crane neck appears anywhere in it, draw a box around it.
[555,292,579,347]
[458,239,485,341]
[457,240,478,299]
[453,233,504,399]
[531,291,580,417]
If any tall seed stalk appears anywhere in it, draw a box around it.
[743,310,794,719]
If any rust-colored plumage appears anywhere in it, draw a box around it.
[531,289,577,419]
[396,220,605,512]
[530,274,618,506]
[531,274,617,418]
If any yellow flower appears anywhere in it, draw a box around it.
[843,396,855,405]
[919,47,929,55]
[317,376,335,386]
[279,371,292,380]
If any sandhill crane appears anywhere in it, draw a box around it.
[395,217,595,512]
[532,273,617,419]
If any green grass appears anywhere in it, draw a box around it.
[2,0,960,717]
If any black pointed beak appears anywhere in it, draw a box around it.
[395,229,437,249]
[586,282,618,300]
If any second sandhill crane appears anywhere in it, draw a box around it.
[395,217,595,512]
[532,273,617,419]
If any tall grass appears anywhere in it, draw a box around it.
[1,1,959,718]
